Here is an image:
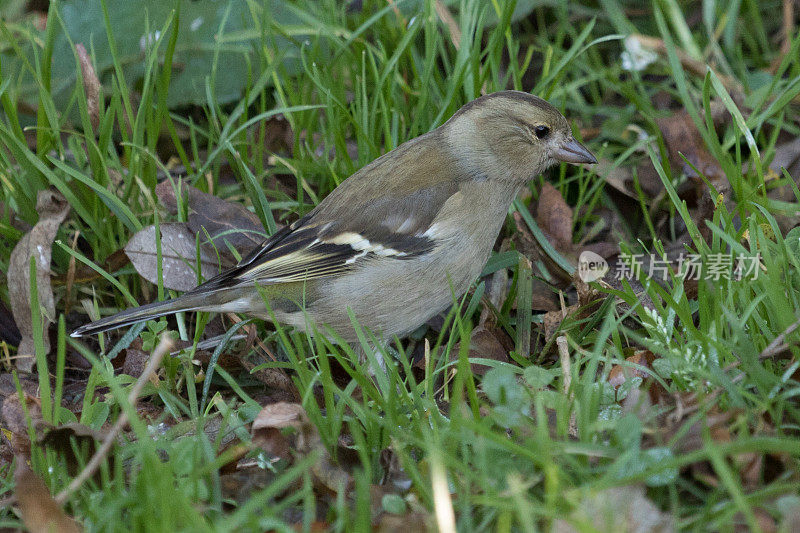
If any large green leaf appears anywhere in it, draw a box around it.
[9,0,305,108]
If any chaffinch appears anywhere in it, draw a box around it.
[72,91,596,342]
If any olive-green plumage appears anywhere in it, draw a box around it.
[72,91,596,341]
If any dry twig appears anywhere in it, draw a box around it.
[55,336,174,505]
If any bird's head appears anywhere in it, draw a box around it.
[444,91,596,182]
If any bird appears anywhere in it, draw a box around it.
[72,91,596,343]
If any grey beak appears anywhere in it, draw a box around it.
[554,139,597,165]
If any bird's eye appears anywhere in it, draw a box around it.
[534,125,550,139]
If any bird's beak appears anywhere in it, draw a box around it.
[554,139,597,165]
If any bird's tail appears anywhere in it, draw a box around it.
[70,292,212,337]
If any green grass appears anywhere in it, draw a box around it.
[1,0,800,530]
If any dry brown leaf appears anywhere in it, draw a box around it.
[609,351,655,389]
[0,372,39,398]
[1,392,43,457]
[765,137,800,231]
[656,106,728,185]
[251,402,352,493]
[553,485,674,533]
[311,450,353,495]
[76,43,100,134]
[14,458,82,533]
[122,339,150,378]
[219,467,277,507]
[260,114,295,155]
[752,507,778,533]
[536,182,573,249]
[541,304,579,344]
[780,500,800,532]
[155,181,266,263]
[8,189,70,371]
[251,402,312,462]
[479,267,508,325]
[463,325,509,376]
[39,422,104,448]
[515,187,617,289]
[512,211,570,286]
[124,223,222,292]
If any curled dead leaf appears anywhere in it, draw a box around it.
[155,181,266,264]
[124,223,222,292]
[8,189,70,371]
[536,182,573,249]
[251,402,313,461]
[251,402,352,494]
[462,325,510,376]
[14,458,82,533]
[76,43,101,134]
[656,106,728,185]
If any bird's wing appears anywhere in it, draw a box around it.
[194,134,463,292]
[193,181,458,292]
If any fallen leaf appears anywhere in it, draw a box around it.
[609,351,655,389]
[251,402,312,462]
[39,422,104,476]
[779,498,800,532]
[219,467,276,507]
[553,485,674,533]
[515,190,617,288]
[14,458,82,533]
[311,449,353,495]
[260,114,295,155]
[155,181,266,263]
[512,211,569,285]
[573,273,604,307]
[1,392,44,458]
[39,422,104,447]
[656,106,728,185]
[8,189,70,370]
[237,357,299,400]
[660,404,738,455]
[76,43,100,134]
[752,507,778,533]
[541,305,579,343]
[124,222,222,292]
[251,402,352,494]
[536,182,573,249]
[479,266,509,325]
[769,136,800,178]
[462,325,509,376]
[765,137,800,232]
[634,159,668,198]
[122,339,150,378]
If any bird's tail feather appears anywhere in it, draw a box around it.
[70,293,210,337]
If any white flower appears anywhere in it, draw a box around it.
[621,35,658,72]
